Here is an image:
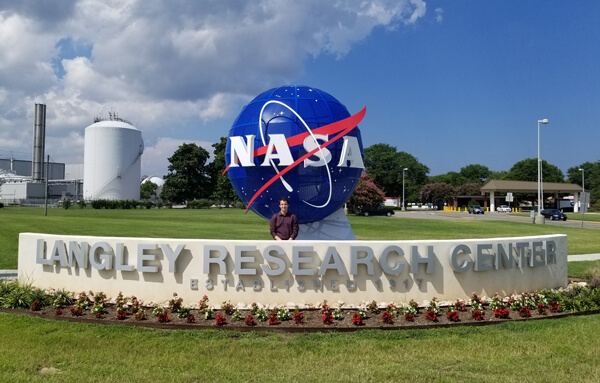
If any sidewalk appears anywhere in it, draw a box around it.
[567,254,600,262]
[3,254,600,280]
[0,270,17,280]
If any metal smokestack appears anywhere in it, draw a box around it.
[32,103,46,182]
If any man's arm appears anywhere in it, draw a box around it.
[270,214,281,240]
[290,214,299,240]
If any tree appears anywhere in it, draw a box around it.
[363,143,429,203]
[348,175,385,213]
[419,182,455,209]
[566,162,595,186]
[140,180,158,200]
[455,183,482,196]
[428,172,466,186]
[505,158,564,183]
[567,161,600,210]
[209,137,239,206]
[160,143,212,204]
[488,170,508,180]
[460,164,490,184]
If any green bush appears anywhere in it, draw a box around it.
[120,200,140,209]
[188,199,212,209]
[0,281,37,309]
[140,200,154,209]
[62,199,71,209]
[90,199,142,209]
[0,202,4,208]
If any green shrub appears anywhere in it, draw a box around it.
[51,289,74,309]
[583,267,600,283]
[120,200,140,209]
[0,281,37,309]
[62,199,71,209]
[233,201,246,209]
[140,200,154,209]
[188,199,212,209]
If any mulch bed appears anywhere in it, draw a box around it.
[0,305,579,332]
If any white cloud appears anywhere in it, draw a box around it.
[435,8,444,23]
[0,0,428,175]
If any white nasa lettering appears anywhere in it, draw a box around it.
[261,134,294,166]
[229,134,364,169]
[303,134,331,167]
[229,135,255,167]
[337,136,364,168]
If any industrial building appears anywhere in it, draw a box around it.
[0,104,144,205]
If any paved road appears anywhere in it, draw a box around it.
[395,210,600,229]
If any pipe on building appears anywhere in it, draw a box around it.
[32,103,47,182]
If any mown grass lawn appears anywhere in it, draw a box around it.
[0,312,599,382]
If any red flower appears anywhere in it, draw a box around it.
[549,301,561,313]
[446,310,459,322]
[519,307,531,318]
[425,310,438,322]
[537,303,547,315]
[471,310,484,321]
[245,315,256,326]
[404,313,415,322]
[157,310,170,323]
[322,310,333,325]
[382,310,394,324]
[269,311,279,325]
[293,312,304,324]
[116,310,127,320]
[494,308,510,319]
[352,313,363,326]
[215,313,227,326]
[70,306,83,317]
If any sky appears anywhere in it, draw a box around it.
[1,0,599,179]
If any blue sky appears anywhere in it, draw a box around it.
[1,1,598,178]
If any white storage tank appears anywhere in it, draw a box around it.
[141,176,165,197]
[83,119,144,200]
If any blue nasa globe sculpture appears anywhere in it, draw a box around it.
[225,85,364,224]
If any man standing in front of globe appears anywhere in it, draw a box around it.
[270,197,299,240]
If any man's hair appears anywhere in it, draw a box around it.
[279,197,289,204]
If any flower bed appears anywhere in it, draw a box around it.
[1,281,599,331]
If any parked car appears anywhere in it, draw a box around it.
[358,205,395,217]
[496,205,511,212]
[468,205,485,214]
[540,209,567,221]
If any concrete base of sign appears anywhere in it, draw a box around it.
[297,208,355,240]
[535,216,546,225]
[18,233,567,306]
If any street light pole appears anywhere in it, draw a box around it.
[537,119,549,223]
[579,168,585,227]
[402,168,408,211]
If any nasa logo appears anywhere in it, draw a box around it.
[225,86,365,224]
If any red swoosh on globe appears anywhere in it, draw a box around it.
[222,106,366,176]
[243,106,366,213]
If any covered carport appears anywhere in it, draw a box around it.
[480,180,584,212]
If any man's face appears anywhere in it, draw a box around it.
[279,200,289,215]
